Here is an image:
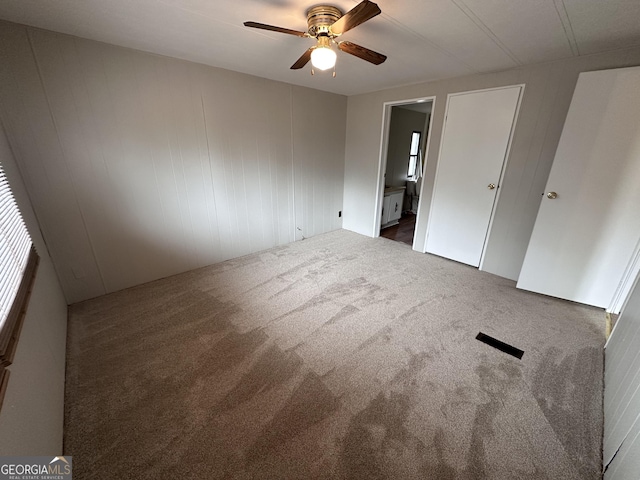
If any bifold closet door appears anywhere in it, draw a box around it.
[425,86,522,267]
[517,66,640,311]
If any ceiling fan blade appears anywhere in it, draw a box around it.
[291,48,313,69]
[243,21,308,38]
[330,0,381,35]
[338,41,386,65]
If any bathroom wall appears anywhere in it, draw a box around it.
[384,107,427,188]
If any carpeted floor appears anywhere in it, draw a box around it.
[65,229,605,479]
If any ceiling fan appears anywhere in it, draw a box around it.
[244,0,387,74]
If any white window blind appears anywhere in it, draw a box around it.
[0,161,37,367]
[407,131,422,182]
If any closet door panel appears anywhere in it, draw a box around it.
[517,66,640,311]
[426,86,522,267]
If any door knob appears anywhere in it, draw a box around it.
[488,183,496,190]
[547,192,558,199]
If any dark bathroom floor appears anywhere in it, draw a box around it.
[380,213,416,246]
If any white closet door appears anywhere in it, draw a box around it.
[517,66,640,311]
[426,86,522,267]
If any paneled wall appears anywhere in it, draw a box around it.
[292,88,346,240]
[0,126,67,454]
[0,21,346,303]
[343,46,640,280]
[605,274,640,478]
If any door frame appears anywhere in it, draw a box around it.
[423,84,525,269]
[374,96,436,251]
[608,233,640,314]
[606,268,640,348]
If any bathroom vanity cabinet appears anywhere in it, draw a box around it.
[381,187,405,228]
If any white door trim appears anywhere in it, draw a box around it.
[605,269,640,349]
[374,96,436,244]
[609,236,640,314]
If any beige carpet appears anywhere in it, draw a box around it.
[65,229,605,479]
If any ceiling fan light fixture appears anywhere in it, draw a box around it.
[244,1,386,72]
[311,45,336,70]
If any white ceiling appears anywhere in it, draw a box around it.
[0,0,639,96]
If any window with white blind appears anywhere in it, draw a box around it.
[407,130,422,181]
[0,161,38,405]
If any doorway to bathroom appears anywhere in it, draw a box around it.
[378,98,434,248]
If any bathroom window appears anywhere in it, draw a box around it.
[407,131,422,180]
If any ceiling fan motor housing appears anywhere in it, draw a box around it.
[306,5,342,37]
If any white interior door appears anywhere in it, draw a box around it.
[426,86,522,267]
[517,66,640,311]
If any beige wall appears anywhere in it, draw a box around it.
[343,46,640,280]
[0,126,67,454]
[0,21,347,303]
